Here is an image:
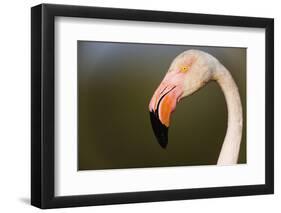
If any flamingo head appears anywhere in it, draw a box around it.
[149,50,213,148]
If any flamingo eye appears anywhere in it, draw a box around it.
[180,66,189,73]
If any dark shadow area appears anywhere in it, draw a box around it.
[19,197,30,205]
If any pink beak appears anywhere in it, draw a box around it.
[149,72,184,148]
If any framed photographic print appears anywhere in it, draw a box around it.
[31,3,274,209]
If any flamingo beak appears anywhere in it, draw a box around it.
[149,83,183,148]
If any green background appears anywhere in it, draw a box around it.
[78,41,246,170]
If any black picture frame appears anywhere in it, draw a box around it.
[31,3,274,209]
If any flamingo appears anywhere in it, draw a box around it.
[149,50,243,165]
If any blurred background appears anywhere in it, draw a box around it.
[78,41,246,170]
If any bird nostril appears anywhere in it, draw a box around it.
[156,86,176,113]
[159,85,168,96]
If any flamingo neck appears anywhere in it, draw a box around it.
[213,64,243,165]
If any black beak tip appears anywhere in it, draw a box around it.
[149,111,168,149]
[159,141,168,149]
